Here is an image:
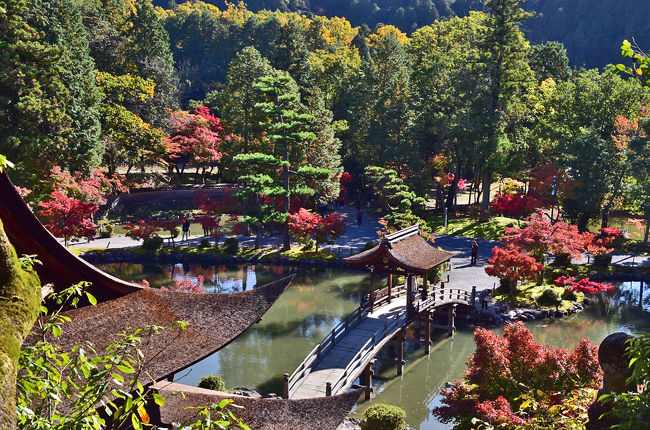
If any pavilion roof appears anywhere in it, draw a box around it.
[150,382,364,430]
[45,275,294,396]
[344,224,453,273]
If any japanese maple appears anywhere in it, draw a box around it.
[490,192,547,218]
[288,208,346,251]
[554,276,615,294]
[153,219,182,244]
[601,227,622,236]
[484,244,543,283]
[433,322,602,429]
[48,166,128,205]
[123,219,159,241]
[164,106,224,178]
[37,190,99,246]
[502,211,587,263]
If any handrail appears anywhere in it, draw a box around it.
[288,283,473,397]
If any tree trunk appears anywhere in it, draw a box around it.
[578,212,591,233]
[480,171,492,212]
[0,220,42,429]
[282,117,291,251]
[445,163,461,213]
[645,216,649,244]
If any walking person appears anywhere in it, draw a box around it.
[470,240,479,265]
[181,216,190,242]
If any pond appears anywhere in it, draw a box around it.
[95,262,649,429]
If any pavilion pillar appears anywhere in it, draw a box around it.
[423,311,432,354]
[421,271,428,300]
[448,304,457,337]
[406,274,413,315]
[282,373,289,399]
[387,273,393,304]
[370,268,376,313]
[396,328,405,375]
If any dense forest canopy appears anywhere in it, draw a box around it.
[155,0,650,69]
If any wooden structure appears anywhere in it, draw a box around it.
[286,225,471,400]
[343,225,453,315]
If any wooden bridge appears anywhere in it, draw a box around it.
[284,282,475,399]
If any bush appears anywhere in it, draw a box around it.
[199,238,211,248]
[198,374,226,392]
[223,237,239,255]
[362,241,378,252]
[171,226,181,239]
[142,236,164,250]
[562,288,579,302]
[98,223,113,238]
[361,403,407,430]
[538,288,562,307]
[301,238,315,251]
[593,253,612,266]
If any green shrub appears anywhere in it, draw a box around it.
[171,226,181,239]
[98,223,114,238]
[361,403,407,430]
[223,238,239,255]
[562,289,578,302]
[199,238,211,248]
[362,241,378,252]
[198,374,226,392]
[538,288,562,307]
[301,239,315,251]
[142,236,164,250]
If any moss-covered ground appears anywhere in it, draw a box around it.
[493,281,583,312]
[427,215,520,240]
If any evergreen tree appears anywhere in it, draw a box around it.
[216,46,274,153]
[270,17,314,97]
[126,0,179,126]
[0,0,101,184]
[529,41,570,82]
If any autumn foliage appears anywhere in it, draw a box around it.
[554,276,615,294]
[485,244,543,282]
[37,191,99,245]
[288,208,346,251]
[490,192,547,218]
[502,211,587,263]
[123,219,159,241]
[433,322,602,429]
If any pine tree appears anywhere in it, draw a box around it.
[217,46,273,153]
[270,17,314,97]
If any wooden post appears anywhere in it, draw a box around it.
[326,382,332,397]
[406,274,413,315]
[440,282,445,302]
[364,360,376,400]
[422,271,428,300]
[387,273,393,304]
[397,329,405,375]
[167,373,175,382]
[424,311,432,354]
[370,268,376,313]
[282,373,289,399]
[448,304,457,337]
[471,286,477,307]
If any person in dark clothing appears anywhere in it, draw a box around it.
[471,240,479,265]
[181,216,190,241]
[357,209,363,226]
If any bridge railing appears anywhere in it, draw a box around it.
[329,309,407,395]
[288,283,408,397]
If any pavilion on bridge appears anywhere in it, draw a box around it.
[344,224,455,315]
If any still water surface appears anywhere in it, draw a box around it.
[96,262,649,430]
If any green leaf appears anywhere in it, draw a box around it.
[153,393,165,406]
[52,325,62,338]
[86,292,97,306]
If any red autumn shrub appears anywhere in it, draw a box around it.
[288,208,347,251]
[37,190,98,246]
[490,192,547,218]
[601,227,622,237]
[485,244,543,282]
[433,322,602,429]
[124,219,159,241]
[554,276,615,294]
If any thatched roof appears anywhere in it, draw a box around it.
[49,276,294,385]
[0,172,140,301]
[150,382,363,430]
[344,224,453,273]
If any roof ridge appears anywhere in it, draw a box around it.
[385,224,420,244]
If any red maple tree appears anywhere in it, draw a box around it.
[37,190,99,246]
[554,276,615,294]
[490,192,547,218]
[164,106,224,179]
[123,219,159,241]
[288,208,346,251]
[485,244,544,283]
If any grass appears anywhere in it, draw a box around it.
[494,281,583,312]
[428,215,520,240]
